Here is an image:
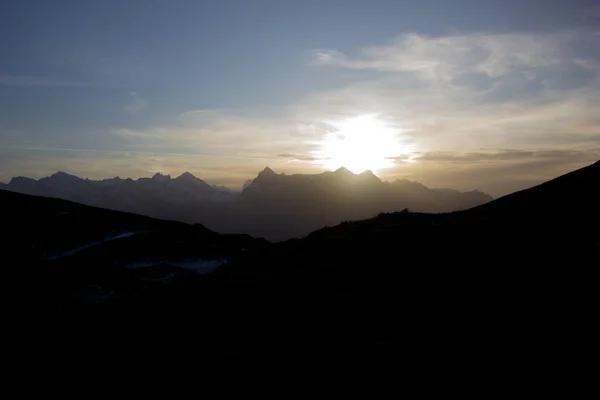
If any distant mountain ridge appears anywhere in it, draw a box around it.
[5,170,234,213]
[2,167,493,240]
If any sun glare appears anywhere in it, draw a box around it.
[311,114,412,174]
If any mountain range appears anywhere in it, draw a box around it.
[3,160,598,367]
[0,167,492,241]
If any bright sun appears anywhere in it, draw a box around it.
[311,114,412,174]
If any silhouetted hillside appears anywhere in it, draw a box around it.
[469,159,600,222]
[1,188,268,322]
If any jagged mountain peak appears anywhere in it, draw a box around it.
[176,171,199,181]
[253,167,278,181]
[51,171,80,180]
[152,172,171,180]
[100,176,122,182]
[175,172,214,189]
[9,176,36,184]
[333,166,353,175]
[260,166,276,176]
[358,169,381,182]
[246,167,278,188]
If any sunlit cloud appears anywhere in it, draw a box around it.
[307,31,599,140]
[311,31,575,81]
[178,109,218,118]
[418,148,600,163]
[110,109,317,163]
[278,153,318,162]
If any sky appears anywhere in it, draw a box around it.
[1,0,599,197]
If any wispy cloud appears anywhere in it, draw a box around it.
[0,75,94,87]
[306,30,600,140]
[277,153,319,162]
[111,109,313,159]
[178,109,221,119]
[124,91,148,114]
[0,144,280,160]
[418,148,600,163]
[311,31,572,81]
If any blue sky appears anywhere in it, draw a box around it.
[1,0,599,195]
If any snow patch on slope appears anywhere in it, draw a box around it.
[169,259,227,272]
[47,232,139,259]
[125,258,227,273]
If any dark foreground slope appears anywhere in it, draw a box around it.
[214,162,598,364]
[1,189,270,362]
[3,161,598,368]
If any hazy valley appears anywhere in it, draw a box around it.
[1,166,492,241]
